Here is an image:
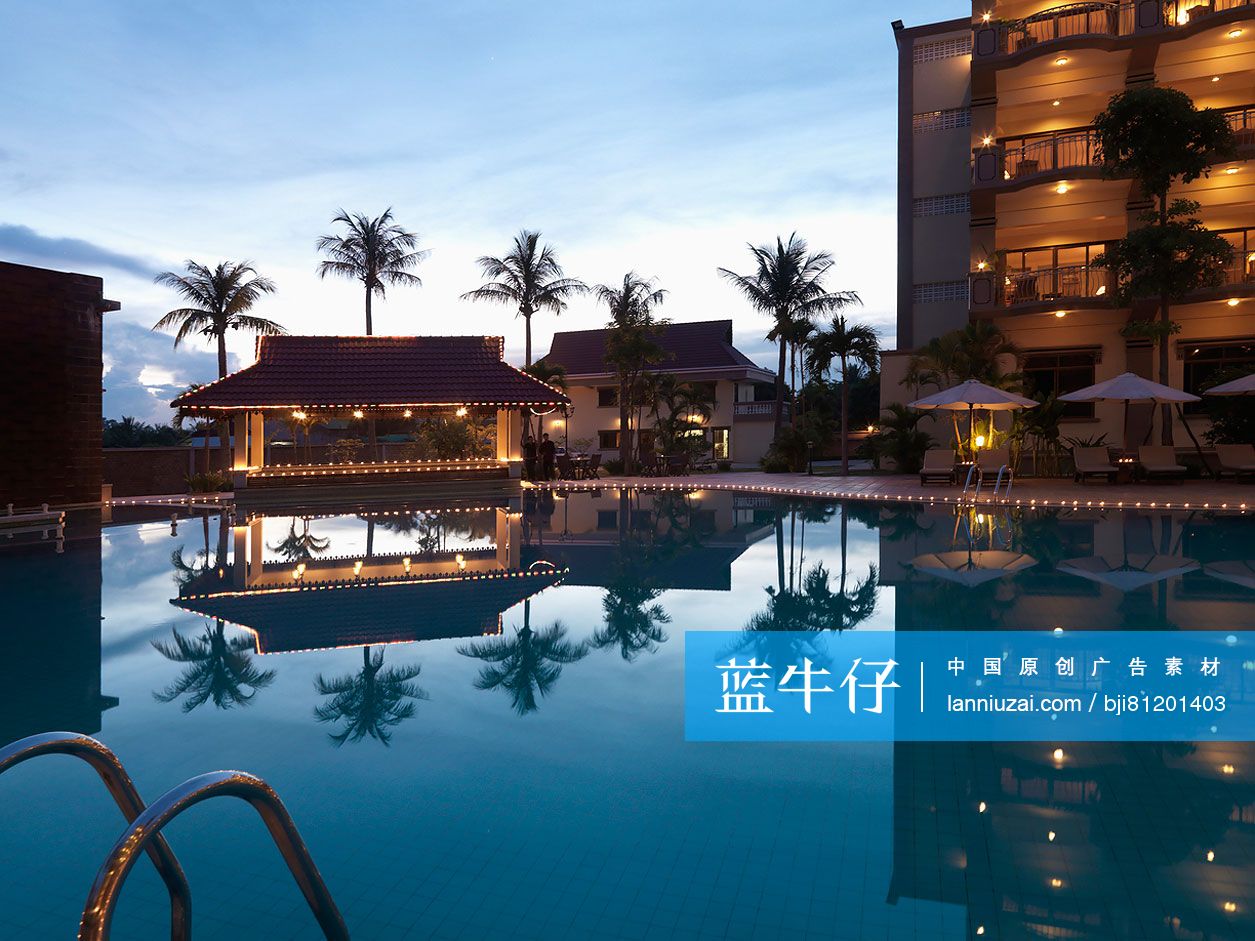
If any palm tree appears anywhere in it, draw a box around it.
[593,583,670,660]
[153,260,284,467]
[595,273,669,474]
[523,358,569,444]
[313,646,427,746]
[648,374,716,461]
[152,619,276,712]
[316,208,428,335]
[806,316,880,474]
[458,621,586,715]
[718,235,861,434]
[461,230,586,366]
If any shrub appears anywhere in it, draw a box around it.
[602,458,625,475]
[329,438,365,464]
[866,403,933,474]
[716,460,732,473]
[759,451,792,473]
[186,471,232,493]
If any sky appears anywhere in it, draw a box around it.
[1,0,945,423]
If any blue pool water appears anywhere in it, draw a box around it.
[1,488,1254,940]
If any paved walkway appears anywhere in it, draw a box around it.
[541,472,1253,514]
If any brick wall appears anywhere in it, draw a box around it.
[0,261,112,508]
[103,446,232,497]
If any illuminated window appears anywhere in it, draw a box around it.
[711,427,731,460]
[597,430,621,450]
[1023,349,1100,419]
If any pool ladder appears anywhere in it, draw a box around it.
[961,463,1015,503]
[0,731,349,940]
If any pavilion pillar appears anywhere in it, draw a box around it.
[232,523,248,589]
[496,408,522,470]
[247,411,265,468]
[495,508,521,569]
[232,414,248,470]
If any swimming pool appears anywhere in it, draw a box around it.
[1,488,1253,939]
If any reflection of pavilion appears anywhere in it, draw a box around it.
[0,510,117,744]
[519,489,775,591]
[172,504,565,654]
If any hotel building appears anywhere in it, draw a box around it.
[886,2,1255,444]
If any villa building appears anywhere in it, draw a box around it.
[886,4,1255,443]
[540,320,779,464]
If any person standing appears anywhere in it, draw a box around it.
[522,434,538,482]
[539,433,557,481]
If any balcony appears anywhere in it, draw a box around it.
[971,264,1114,312]
[973,105,1255,188]
[733,401,791,421]
[973,0,1255,63]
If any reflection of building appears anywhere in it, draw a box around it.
[891,740,1255,939]
[877,505,1255,630]
[886,8,1255,444]
[172,501,565,653]
[520,489,776,591]
[541,320,778,464]
[0,510,117,744]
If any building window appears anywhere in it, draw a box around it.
[597,430,620,450]
[597,387,619,408]
[913,193,970,217]
[596,510,618,531]
[1183,340,1255,409]
[913,35,972,63]
[912,107,971,133]
[711,427,730,460]
[912,280,969,304]
[1023,349,1099,419]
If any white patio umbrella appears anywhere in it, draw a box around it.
[1203,372,1255,396]
[909,379,1038,456]
[910,549,1038,587]
[1057,554,1198,592]
[1058,372,1201,451]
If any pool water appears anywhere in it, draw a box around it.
[1,489,1254,940]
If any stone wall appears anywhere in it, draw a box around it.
[0,262,113,508]
[103,446,232,497]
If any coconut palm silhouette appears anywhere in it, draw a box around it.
[313,646,427,746]
[152,619,276,712]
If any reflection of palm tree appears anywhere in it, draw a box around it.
[267,518,330,563]
[152,619,276,712]
[593,581,671,660]
[459,622,587,715]
[313,646,427,746]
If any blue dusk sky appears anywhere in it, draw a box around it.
[1,0,945,422]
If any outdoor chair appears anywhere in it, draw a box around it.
[975,448,1010,482]
[919,448,957,485]
[1216,444,1255,481]
[583,453,602,479]
[1137,446,1187,484]
[666,454,688,477]
[1073,446,1117,483]
[555,454,576,481]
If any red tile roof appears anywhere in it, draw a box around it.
[542,319,773,380]
[173,335,569,410]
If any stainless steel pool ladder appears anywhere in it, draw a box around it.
[961,463,1015,502]
[0,731,349,941]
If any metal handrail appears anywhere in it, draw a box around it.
[0,732,191,941]
[962,463,979,500]
[992,465,1015,501]
[80,770,349,941]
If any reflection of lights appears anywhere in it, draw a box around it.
[1224,901,1238,913]
[456,553,467,570]
[1207,850,1216,862]
[1048,831,1056,842]
[402,557,411,574]
[978,801,987,813]
[1050,878,1063,888]
[976,928,985,936]
[1053,747,1065,761]
[1222,764,1236,774]
[353,560,363,577]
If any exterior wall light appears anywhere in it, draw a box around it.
[1054,56,1069,65]
[403,409,413,418]
[1055,310,1068,318]
[1055,182,1070,194]
[455,406,469,417]
[1051,99,1061,106]
[981,135,993,146]
[1227,298,1241,306]
[1228,28,1244,38]
[1213,75,1222,82]
[352,409,364,419]
[981,12,991,22]
[1226,166,1239,174]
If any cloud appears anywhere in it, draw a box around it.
[103,320,234,424]
[0,223,155,278]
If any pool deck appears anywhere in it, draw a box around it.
[538,472,1254,514]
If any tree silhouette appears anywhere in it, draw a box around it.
[313,646,427,746]
[267,518,330,563]
[152,619,276,712]
[459,621,586,715]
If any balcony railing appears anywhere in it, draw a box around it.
[733,401,790,420]
[1217,227,1255,286]
[975,104,1255,185]
[974,0,1254,59]
[970,265,1113,309]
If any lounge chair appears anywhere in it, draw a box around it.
[919,449,956,485]
[975,448,1010,483]
[1073,446,1117,483]
[1216,444,1255,481]
[1138,446,1186,483]
[583,453,602,479]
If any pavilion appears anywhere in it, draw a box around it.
[172,335,569,492]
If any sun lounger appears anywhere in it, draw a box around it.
[975,448,1010,482]
[1138,446,1186,483]
[1073,446,1117,483]
[1216,444,1255,481]
[919,449,956,485]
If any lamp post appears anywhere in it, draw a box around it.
[807,441,814,476]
